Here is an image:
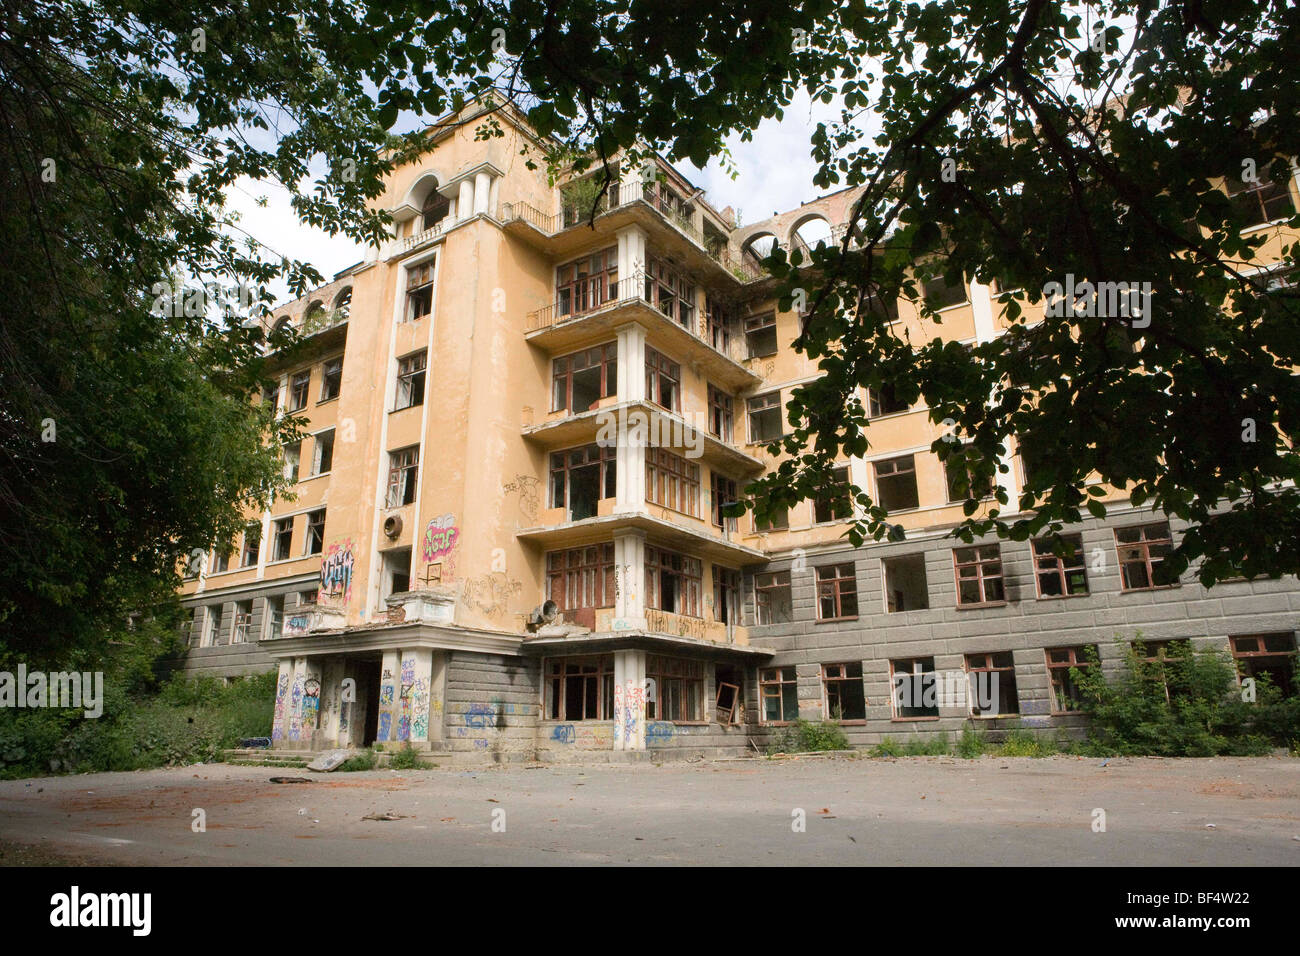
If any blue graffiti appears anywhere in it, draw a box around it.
[646,721,675,744]
[551,724,576,744]
[464,703,499,729]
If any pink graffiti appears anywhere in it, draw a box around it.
[421,514,459,564]
[320,539,355,602]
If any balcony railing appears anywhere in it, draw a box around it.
[525,272,751,366]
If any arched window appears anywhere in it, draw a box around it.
[333,288,352,322]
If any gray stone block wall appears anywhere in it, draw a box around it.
[742,511,1299,744]
[442,651,540,759]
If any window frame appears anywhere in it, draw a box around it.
[1114,522,1174,592]
[1032,535,1089,598]
[953,544,1006,607]
[385,445,420,508]
[1045,645,1097,714]
[822,662,866,722]
[644,546,703,618]
[644,347,681,412]
[759,666,798,724]
[394,350,428,411]
[815,562,859,621]
[319,355,343,402]
[552,342,617,414]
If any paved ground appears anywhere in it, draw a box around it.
[0,754,1297,866]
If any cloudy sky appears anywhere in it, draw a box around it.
[226,90,842,305]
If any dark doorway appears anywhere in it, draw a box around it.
[352,657,382,745]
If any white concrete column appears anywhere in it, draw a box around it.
[967,280,1020,509]
[301,658,323,748]
[617,226,648,293]
[612,531,647,625]
[428,652,447,744]
[612,648,648,751]
[616,322,647,403]
[473,171,491,215]
[458,179,474,222]
[376,649,400,743]
[615,439,647,515]
[319,658,345,747]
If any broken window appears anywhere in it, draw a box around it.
[1115,522,1174,590]
[382,547,411,598]
[270,517,294,562]
[1033,535,1089,597]
[644,347,681,411]
[304,509,326,556]
[754,503,789,532]
[264,595,284,640]
[759,666,798,723]
[921,271,968,310]
[867,384,909,418]
[1225,171,1295,229]
[645,448,700,516]
[281,441,301,482]
[406,261,434,321]
[645,257,696,329]
[231,601,253,644]
[715,681,741,725]
[287,370,310,411]
[891,657,939,718]
[262,382,280,413]
[704,296,735,354]
[320,356,342,402]
[711,473,738,530]
[713,566,741,625]
[553,343,617,413]
[754,571,793,625]
[421,190,451,231]
[546,656,616,720]
[954,545,1005,605]
[708,384,734,441]
[1230,633,1297,698]
[386,446,420,508]
[550,444,616,521]
[875,454,919,511]
[240,523,260,568]
[822,662,866,721]
[1046,646,1098,713]
[210,545,231,574]
[747,390,782,442]
[815,563,858,620]
[944,451,994,502]
[883,554,929,612]
[644,546,703,617]
[744,311,778,357]
[202,606,221,647]
[312,429,334,476]
[545,545,616,626]
[1132,638,1194,703]
[556,248,618,318]
[813,465,853,523]
[646,656,705,721]
[965,652,1020,716]
[395,350,427,410]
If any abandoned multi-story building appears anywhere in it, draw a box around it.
[179,100,1300,760]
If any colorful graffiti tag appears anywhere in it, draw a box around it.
[319,539,356,603]
[646,721,675,744]
[463,702,499,729]
[271,672,289,741]
[421,514,459,564]
[551,724,576,744]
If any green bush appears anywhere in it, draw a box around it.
[955,724,987,759]
[995,728,1056,757]
[871,735,904,757]
[387,745,423,770]
[766,719,851,755]
[336,748,378,772]
[1074,637,1299,757]
[0,670,276,778]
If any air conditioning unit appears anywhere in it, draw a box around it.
[526,600,559,630]
[383,515,403,539]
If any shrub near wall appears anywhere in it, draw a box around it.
[1073,639,1300,757]
[0,671,275,778]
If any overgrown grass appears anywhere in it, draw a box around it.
[386,745,423,770]
[766,719,851,755]
[0,671,275,778]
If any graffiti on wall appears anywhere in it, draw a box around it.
[502,475,541,522]
[319,539,356,604]
[462,572,523,619]
[377,712,391,741]
[421,514,460,581]
[646,721,675,744]
[288,674,304,741]
[272,671,289,741]
[644,608,707,640]
[302,678,320,733]
[398,657,415,741]
[285,614,311,636]
[463,702,501,729]
[411,677,429,740]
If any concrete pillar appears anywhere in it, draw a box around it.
[613,648,648,751]
[271,659,294,744]
[473,171,491,215]
[376,649,400,743]
[319,658,346,747]
[613,531,647,625]
[428,652,448,745]
[301,658,323,748]
[458,179,474,222]
[617,225,648,291]
[616,322,647,403]
[394,649,434,743]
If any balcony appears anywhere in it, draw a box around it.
[380,217,451,261]
[516,511,766,565]
[501,183,766,284]
[523,400,765,477]
[524,273,761,391]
